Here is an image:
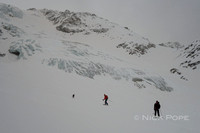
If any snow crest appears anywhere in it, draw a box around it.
[0,3,23,20]
[41,9,107,34]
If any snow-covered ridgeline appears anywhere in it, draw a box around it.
[0,3,23,19]
[40,8,154,56]
[40,8,110,34]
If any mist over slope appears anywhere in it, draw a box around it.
[0,3,200,133]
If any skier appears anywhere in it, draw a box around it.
[103,94,108,105]
[72,94,75,98]
[154,101,161,117]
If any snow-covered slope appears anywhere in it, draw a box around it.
[0,3,200,133]
[167,40,200,82]
[0,3,172,91]
[41,8,154,56]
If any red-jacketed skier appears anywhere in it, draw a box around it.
[103,94,108,105]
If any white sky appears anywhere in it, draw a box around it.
[1,0,200,44]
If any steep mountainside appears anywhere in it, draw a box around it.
[169,40,200,81]
[40,8,155,56]
[0,3,173,91]
[179,40,200,70]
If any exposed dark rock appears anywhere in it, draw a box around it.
[124,27,129,30]
[56,25,85,33]
[9,49,20,56]
[159,42,184,49]
[91,28,109,33]
[132,78,143,82]
[27,8,37,11]
[63,14,82,26]
[0,29,2,36]
[117,42,155,56]
[179,40,200,70]
[170,68,181,75]
[170,68,188,81]
[41,9,110,34]
[0,53,6,57]
[180,76,188,81]
[2,25,10,30]
[188,61,200,68]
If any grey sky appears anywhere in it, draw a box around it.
[1,0,200,44]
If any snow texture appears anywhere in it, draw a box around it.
[42,41,172,91]
[1,22,25,37]
[0,3,23,20]
[0,3,199,133]
[9,39,42,59]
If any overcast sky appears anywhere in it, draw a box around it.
[1,0,200,44]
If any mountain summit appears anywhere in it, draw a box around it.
[40,8,155,56]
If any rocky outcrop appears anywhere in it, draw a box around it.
[91,28,109,33]
[39,8,154,57]
[159,42,184,49]
[170,68,188,81]
[0,29,2,36]
[0,53,6,57]
[179,40,200,70]
[117,42,155,56]
[56,25,85,33]
[41,9,109,34]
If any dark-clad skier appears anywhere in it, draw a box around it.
[154,101,161,117]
